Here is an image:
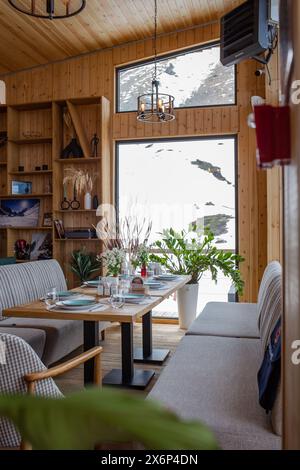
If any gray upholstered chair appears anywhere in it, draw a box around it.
[0,260,109,365]
[0,332,102,449]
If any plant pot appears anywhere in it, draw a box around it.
[177,283,199,329]
[84,192,92,210]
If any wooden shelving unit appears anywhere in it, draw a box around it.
[0,96,111,286]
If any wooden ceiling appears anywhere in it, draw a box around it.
[0,0,244,75]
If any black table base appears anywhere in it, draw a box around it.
[133,311,170,365]
[102,368,155,389]
[83,310,169,389]
[133,348,170,365]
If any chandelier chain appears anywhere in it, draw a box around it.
[154,0,158,81]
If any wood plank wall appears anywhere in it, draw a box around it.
[2,22,267,302]
[265,45,283,264]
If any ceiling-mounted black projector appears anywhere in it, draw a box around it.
[220,0,269,66]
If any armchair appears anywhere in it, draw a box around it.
[0,333,102,450]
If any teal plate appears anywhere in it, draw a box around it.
[57,291,78,298]
[62,299,97,307]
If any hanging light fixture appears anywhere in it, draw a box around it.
[137,0,175,123]
[8,0,86,20]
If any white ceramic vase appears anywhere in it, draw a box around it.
[84,192,92,210]
[177,283,199,329]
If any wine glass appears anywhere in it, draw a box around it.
[44,287,57,308]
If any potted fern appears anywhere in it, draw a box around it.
[150,226,244,329]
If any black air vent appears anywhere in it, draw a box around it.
[220,0,269,66]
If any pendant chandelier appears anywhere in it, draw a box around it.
[8,0,86,20]
[137,0,175,123]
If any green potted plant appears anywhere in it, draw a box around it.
[70,248,101,284]
[100,247,126,277]
[150,226,244,329]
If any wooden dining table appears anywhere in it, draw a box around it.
[3,275,191,390]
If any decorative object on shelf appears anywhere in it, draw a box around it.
[22,131,42,138]
[35,166,41,171]
[0,134,7,148]
[99,248,126,277]
[11,180,32,195]
[70,248,101,284]
[14,239,31,261]
[0,199,40,228]
[65,229,97,240]
[63,168,96,210]
[42,164,49,171]
[92,195,99,210]
[44,177,52,194]
[61,110,83,159]
[84,192,92,210]
[42,212,53,227]
[91,133,99,157]
[61,179,80,211]
[150,226,244,329]
[30,232,52,261]
[8,0,86,20]
[54,219,65,239]
[137,0,175,123]
[18,166,24,172]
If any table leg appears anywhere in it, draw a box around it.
[134,311,170,365]
[103,322,155,389]
[83,321,100,385]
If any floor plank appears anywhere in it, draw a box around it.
[55,323,185,396]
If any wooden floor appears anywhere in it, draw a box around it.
[55,323,185,396]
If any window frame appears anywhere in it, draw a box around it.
[115,135,239,258]
[115,41,237,113]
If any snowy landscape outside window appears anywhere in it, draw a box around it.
[116,137,237,318]
[117,44,235,112]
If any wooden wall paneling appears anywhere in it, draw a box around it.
[265,45,283,263]
[100,96,112,206]
[237,59,267,302]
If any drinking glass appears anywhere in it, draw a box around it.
[45,287,57,308]
[110,286,125,309]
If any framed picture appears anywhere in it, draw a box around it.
[11,180,32,195]
[54,219,65,239]
[42,212,53,227]
[30,232,53,261]
[0,199,40,228]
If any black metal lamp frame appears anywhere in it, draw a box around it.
[8,0,86,20]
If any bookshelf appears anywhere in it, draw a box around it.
[0,96,111,287]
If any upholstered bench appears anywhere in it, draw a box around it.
[0,260,109,365]
[149,262,282,450]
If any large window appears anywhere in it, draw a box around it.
[117,44,236,112]
[117,137,237,316]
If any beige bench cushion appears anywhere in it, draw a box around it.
[0,327,46,358]
[187,302,259,339]
[149,335,281,450]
